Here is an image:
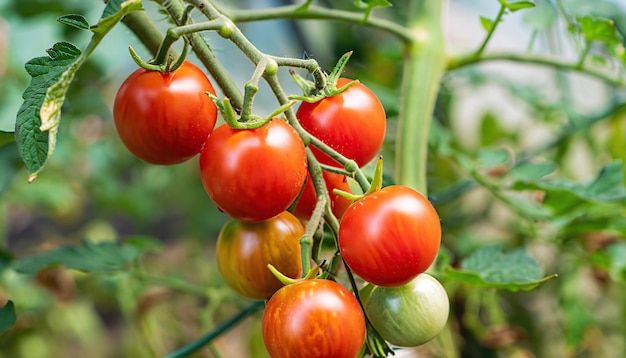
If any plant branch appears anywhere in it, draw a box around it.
[153,0,244,109]
[220,4,414,43]
[474,4,506,57]
[395,0,445,194]
[446,52,625,86]
[165,301,264,358]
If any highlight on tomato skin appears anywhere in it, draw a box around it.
[262,279,366,358]
[338,185,441,288]
[296,77,387,168]
[113,61,218,165]
[198,118,308,223]
[215,211,304,300]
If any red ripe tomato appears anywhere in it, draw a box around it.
[262,279,365,358]
[296,78,386,168]
[113,61,217,165]
[199,118,307,222]
[293,171,353,221]
[338,185,441,287]
[216,211,303,300]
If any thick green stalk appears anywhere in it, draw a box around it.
[395,0,445,194]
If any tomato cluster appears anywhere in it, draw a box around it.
[113,63,448,357]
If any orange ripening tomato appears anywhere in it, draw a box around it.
[216,212,304,300]
[262,279,365,358]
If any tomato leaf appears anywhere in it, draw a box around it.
[480,16,494,32]
[444,245,557,291]
[0,301,17,335]
[580,16,623,45]
[57,14,90,30]
[512,161,626,202]
[504,1,535,12]
[15,41,81,181]
[508,162,556,182]
[92,0,143,35]
[14,0,142,181]
[353,0,392,11]
[11,239,157,275]
[477,148,510,168]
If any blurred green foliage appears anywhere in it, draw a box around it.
[1,0,626,357]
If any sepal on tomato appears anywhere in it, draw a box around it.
[289,51,358,103]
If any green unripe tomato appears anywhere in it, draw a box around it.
[364,273,449,347]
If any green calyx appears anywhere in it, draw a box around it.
[289,51,357,103]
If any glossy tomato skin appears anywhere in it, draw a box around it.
[262,279,365,358]
[338,185,441,287]
[199,118,307,222]
[113,61,217,165]
[293,171,353,221]
[296,78,386,167]
[216,211,303,300]
[364,274,449,347]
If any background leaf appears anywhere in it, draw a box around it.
[57,14,90,30]
[505,1,536,12]
[0,301,17,335]
[11,239,157,275]
[480,16,494,32]
[354,0,392,11]
[444,245,557,291]
[580,16,622,44]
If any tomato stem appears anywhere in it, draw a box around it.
[165,300,264,358]
[153,0,244,108]
[473,3,506,58]
[342,261,394,357]
[300,194,327,275]
[394,0,445,194]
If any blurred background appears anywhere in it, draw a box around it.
[1,0,626,357]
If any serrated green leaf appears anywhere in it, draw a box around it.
[477,148,510,168]
[509,162,556,181]
[11,239,154,275]
[57,14,90,30]
[584,162,626,201]
[15,41,81,180]
[480,16,494,32]
[505,1,535,12]
[354,0,392,10]
[580,16,622,44]
[444,245,557,291]
[512,162,626,202]
[93,0,143,34]
[15,0,142,181]
[0,301,17,335]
